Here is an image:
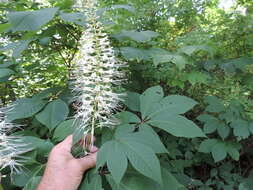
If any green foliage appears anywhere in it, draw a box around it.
[0,0,253,189]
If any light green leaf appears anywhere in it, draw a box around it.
[22,136,53,156]
[111,4,136,12]
[0,68,14,78]
[23,176,42,190]
[0,23,11,33]
[187,72,209,85]
[59,11,86,26]
[1,40,32,58]
[120,47,151,61]
[8,8,59,32]
[149,114,205,138]
[107,141,128,184]
[148,95,197,118]
[115,124,168,153]
[36,99,69,130]
[80,170,103,190]
[179,45,214,56]
[107,168,183,190]
[116,111,141,125]
[6,98,47,121]
[97,141,114,169]
[140,86,164,119]
[121,141,162,184]
[113,30,159,42]
[124,91,140,112]
[153,54,188,70]
[53,119,75,141]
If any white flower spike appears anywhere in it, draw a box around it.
[72,0,125,149]
[0,110,28,174]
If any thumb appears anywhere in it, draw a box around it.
[78,152,97,172]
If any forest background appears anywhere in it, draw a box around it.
[0,0,253,189]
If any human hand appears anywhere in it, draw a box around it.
[37,135,98,190]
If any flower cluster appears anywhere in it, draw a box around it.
[0,110,27,173]
[71,0,125,146]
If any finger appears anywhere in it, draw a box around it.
[78,152,97,171]
[90,146,98,153]
[59,135,73,151]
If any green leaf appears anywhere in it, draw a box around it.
[217,122,230,140]
[231,119,250,139]
[122,141,162,184]
[1,40,32,58]
[197,114,219,134]
[204,96,225,113]
[113,30,159,42]
[36,99,69,130]
[0,23,11,33]
[107,141,128,184]
[186,72,209,85]
[8,8,59,32]
[179,45,214,56]
[199,139,218,153]
[53,119,75,141]
[124,91,140,112]
[79,170,103,190]
[116,111,141,125]
[59,11,86,26]
[0,68,14,78]
[149,114,205,138]
[12,165,43,187]
[6,98,47,121]
[211,142,227,162]
[226,144,240,161]
[98,138,162,184]
[107,168,183,190]
[23,176,42,190]
[97,141,114,169]
[110,4,136,12]
[229,57,253,71]
[115,124,168,153]
[148,95,198,118]
[120,47,151,61]
[153,54,188,70]
[140,86,164,119]
[22,136,54,156]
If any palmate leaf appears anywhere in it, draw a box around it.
[6,97,47,121]
[139,86,205,138]
[107,168,184,190]
[97,125,164,185]
[36,99,69,131]
[199,139,240,162]
[140,86,164,119]
[79,169,103,190]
